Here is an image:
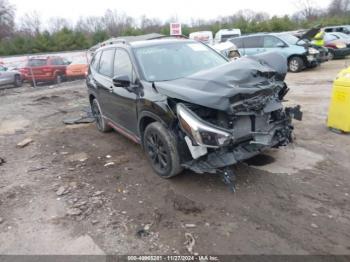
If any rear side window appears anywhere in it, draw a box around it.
[114,49,133,81]
[335,27,344,33]
[243,36,263,48]
[91,51,102,71]
[98,49,115,77]
[28,59,47,67]
[230,38,243,48]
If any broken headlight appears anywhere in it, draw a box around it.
[176,103,231,148]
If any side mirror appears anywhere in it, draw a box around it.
[113,75,131,88]
[276,42,287,48]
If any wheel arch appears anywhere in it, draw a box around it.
[138,111,169,147]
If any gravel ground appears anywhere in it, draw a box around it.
[0,59,349,255]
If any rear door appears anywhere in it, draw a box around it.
[242,36,264,55]
[0,65,13,85]
[0,65,8,85]
[50,57,66,76]
[93,48,116,120]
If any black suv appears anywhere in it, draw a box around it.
[86,38,301,188]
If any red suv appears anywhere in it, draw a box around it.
[21,56,70,86]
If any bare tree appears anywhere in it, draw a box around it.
[18,11,42,36]
[328,0,350,15]
[140,15,162,33]
[0,0,15,39]
[75,16,105,33]
[294,0,322,20]
[48,17,71,33]
[101,9,135,36]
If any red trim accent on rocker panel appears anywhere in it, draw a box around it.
[107,121,140,144]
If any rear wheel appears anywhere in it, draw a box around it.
[54,74,62,84]
[91,98,111,132]
[14,75,22,87]
[288,56,304,73]
[143,122,182,178]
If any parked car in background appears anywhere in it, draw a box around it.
[214,29,241,43]
[212,41,240,59]
[66,56,89,80]
[323,25,350,35]
[20,56,70,86]
[292,27,329,63]
[230,33,322,72]
[0,64,22,87]
[189,31,213,45]
[66,63,88,80]
[86,38,301,188]
[323,33,350,59]
[326,32,350,46]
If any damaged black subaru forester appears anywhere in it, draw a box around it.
[87,38,302,191]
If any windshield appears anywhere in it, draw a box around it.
[134,42,227,82]
[278,34,305,45]
[28,59,47,67]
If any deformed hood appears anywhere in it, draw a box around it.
[155,52,287,111]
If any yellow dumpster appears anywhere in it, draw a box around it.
[327,67,350,132]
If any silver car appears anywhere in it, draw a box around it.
[0,64,22,87]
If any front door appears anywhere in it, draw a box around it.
[109,48,138,134]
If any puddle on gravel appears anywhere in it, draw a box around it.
[247,146,324,175]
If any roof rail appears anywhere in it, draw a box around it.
[151,35,188,40]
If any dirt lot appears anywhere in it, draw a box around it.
[0,59,350,255]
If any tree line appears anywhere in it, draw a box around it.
[0,0,350,56]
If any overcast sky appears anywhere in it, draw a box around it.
[11,0,332,25]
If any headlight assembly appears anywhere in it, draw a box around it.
[336,43,346,49]
[176,103,232,148]
[308,47,319,55]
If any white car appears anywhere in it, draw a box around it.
[0,64,22,87]
[214,29,241,43]
[212,41,240,60]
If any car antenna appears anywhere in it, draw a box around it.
[151,81,158,92]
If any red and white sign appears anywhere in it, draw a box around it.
[170,23,182,36]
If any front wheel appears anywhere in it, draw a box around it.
[288,56,304,73]
[143,122,182,178]
[328,50,335,60]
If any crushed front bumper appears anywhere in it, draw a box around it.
[182,105,302,174]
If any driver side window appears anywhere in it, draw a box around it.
[114,49,134,83]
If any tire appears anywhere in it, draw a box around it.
[288,56,304,73]
[143,122,182,178]
[54,74,62,84]
[328,50,335,60]
[14,75,22,87]
[91,98,112,132]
